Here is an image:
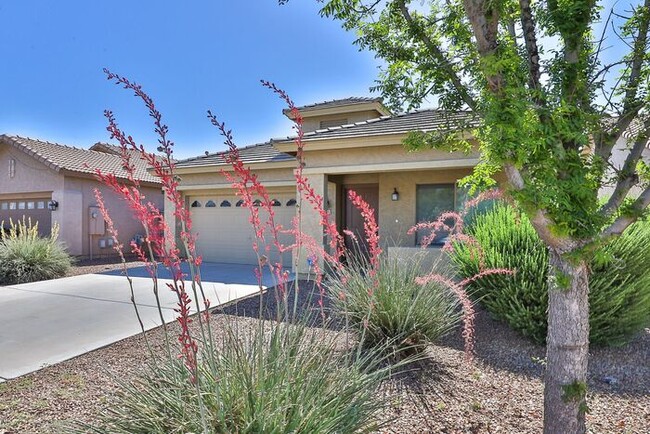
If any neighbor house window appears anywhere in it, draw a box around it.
[18,202,25,210]
[416,184,468,245]
[9,159,15,178]
[9,202,16,210]
[37,201,45,209]
[1,203,8,210]
[27,201,35,210]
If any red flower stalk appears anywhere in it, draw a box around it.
[347,189,382,272]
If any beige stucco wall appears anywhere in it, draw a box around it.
[0,146,63,196]
[302,110,385,133]
[62,176,164,257]
[303,144,478,169]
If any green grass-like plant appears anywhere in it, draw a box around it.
[76,319,393,434]
[450,202,650,346]
[328,256,461,355]
[0,218,72,285]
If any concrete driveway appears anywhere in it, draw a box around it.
[0,262,279,381]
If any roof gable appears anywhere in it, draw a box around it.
[0,135,161,184]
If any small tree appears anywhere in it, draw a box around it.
[304,1,650,433]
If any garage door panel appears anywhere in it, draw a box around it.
[0,198,52,236]
[190,195,295,267]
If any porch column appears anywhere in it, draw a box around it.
[163,194,178,252]
[295,172,328,276]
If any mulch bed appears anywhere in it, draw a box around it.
[0,282,648,433]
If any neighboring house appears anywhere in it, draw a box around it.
[0,135,163,257]
[169,97,480,273]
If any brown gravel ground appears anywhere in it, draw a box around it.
[65,257,146,277]
[0,284,648,434]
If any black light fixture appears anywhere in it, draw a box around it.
[391,188,399,201]
[47,200,59,211]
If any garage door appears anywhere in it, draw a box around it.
[0,198,52,237]
[190,194,296,267]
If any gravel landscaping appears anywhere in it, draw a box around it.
[65,257,146,277]
[0,282,648,434]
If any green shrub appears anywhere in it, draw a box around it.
[450,202,650,346]
[328,256,461,355]
[77,320,392,434]
[0,218,72,285]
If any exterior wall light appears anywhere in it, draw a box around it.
[391,188,399,201]
[47,200,59,211]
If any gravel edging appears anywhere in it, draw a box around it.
[0,283,648,434]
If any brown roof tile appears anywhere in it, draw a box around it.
[0,135,161,184]
[175,141,295,169]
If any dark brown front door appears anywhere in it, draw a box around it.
[343,184,379,259]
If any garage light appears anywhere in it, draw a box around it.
[47,200,59,211]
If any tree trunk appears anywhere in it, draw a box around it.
[544,249,590,434]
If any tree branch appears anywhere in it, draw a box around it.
[505,164,575,251]
[601,186,650,239]
[600,118,650,218]
[518,0,544,104]
[595,0,650,161]
[462,0,502,93]
[396,1,478,111]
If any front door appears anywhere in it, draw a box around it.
[343,184,379,260]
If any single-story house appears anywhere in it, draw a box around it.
[0,135,163,257]
[169,97,481,273]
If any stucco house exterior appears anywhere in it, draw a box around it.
[169,98,480,273]
[0,135,163,257]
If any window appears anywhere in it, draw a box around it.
[9,159,15,178]
[235,200,245,207]
[18,202,26,210]
[415,184,468,245]
[27,201,35,210]
[286,199,297,207]
[205,200,216,208]
[252,199,262,207]
[220,200,232,207]
[9,202,16,210]
[37,201,45,209]
[1,203,7,210]
[190,200,202,208]
[270,199,281,207]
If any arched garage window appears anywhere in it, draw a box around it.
[286,199,297,207]
[220,200,232,207]
[236,200,245,207]
[271,199,281,207]
[205,200,216,208]
[190,200,202,208]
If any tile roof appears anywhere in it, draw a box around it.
[285,97,386,115]
[174,141,295,169]
[0,135,161,184]
[276,109,477,142]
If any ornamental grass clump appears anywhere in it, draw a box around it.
[0,218,72,284]
[450,201,650,346]
[329,255,461,356]
[79,320,391,434]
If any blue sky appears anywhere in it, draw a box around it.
[0,0,634,159]
[0,1,381,159]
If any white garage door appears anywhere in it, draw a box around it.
[190,194,296,267]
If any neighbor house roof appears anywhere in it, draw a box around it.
[275,109,477,142]
[0,135,161,184]
[174,141,295,169]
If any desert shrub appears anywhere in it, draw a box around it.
[0,218,72,285]
[328,256,461,355]
[450,202,650,346]
[78,320,392,434]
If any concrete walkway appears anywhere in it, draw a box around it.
[0,262,277,381]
